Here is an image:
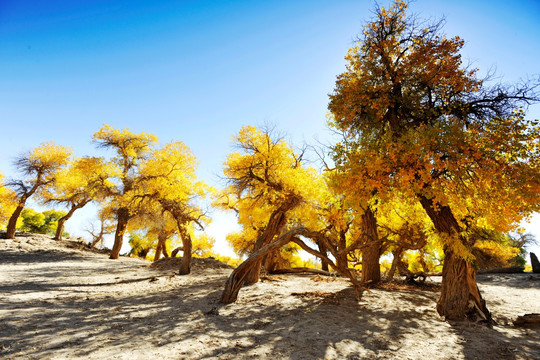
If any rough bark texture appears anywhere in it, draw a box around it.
[244,196,299,285]
[221,227,364,304]
[531,253,540,274]
[110,207,130,260]
[419,195,492,323]
[154,232,168,262]
[5,203,25,239]
[178,227,192,275]
[318,242,330,272]
[221,229,301,304]
[387,247,403,280]
[360,207,381,284]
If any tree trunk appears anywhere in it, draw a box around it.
[221,229,299,304]
[264,249,284,273]
[54,203,84,240]
[318,241,330,272]
[221,227,364,304]
[387,247,403,280]
[419,195,492,323]
[178,228,192,275]
[154,231,166,261]
[110,207,130,260]
[5,202,25,239]
[244,197,299,285]
[360,206,381,284]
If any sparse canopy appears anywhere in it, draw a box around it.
[42,156,115,240]
[4,142,72,239]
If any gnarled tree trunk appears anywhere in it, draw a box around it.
[318,241,330,271]
[5,203,25,239]
[244,196,300,285]
[419,195,492,323]
[221,227,364,304]
[110,207,130,259]
[154,231,169,261]
[54,203,86,240]
[360,206,381,284]
[178,226,192,275]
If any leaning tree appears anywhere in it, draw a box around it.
[3,142,72,239]
[328,0,540,322]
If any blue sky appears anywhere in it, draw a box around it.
[1,0,539,258]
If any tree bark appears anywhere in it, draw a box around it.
[360,206,381,284]
[154,231,168,261]
[110,207,130,260]
[178,227,192,275]
[419,194,492,323]
[244,196,299,285]
[54,203,86,240]
[387,247,403,280]
[221,229,299,304]
[221,227,364,304]
[318,241,330,271]
[270,267,333,276]
[5,202,25,239]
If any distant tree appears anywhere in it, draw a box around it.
[19,208,67,236]
[94,125,211,272]
[42,156,114,240]
[140,141,212,274]
[92,125,158,259]
[85,209,115,248]
[4,142,72,239]
[215,125,321,284]
[0,172,18,229]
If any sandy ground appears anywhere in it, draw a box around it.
[1,233,539,360]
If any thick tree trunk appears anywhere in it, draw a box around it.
[419,195,492,323]
[221,229,299,304]
[110,207,130,260]
[5,202,25,239]
[221,227,364,304]
[264,249,284,273]
[387,247,403,280]
[178,228,192,275]
[360,206,381,284]
[244,197,299,285]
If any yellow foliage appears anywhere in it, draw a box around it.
[0,172,18,228]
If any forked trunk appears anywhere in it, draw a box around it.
[387,247,403,280]
[110,207,130,260]
[360,206,381,284]
[154,232,168,261]
[419,195,492,323]
[244,197,299,285]
[221,229,298,304]
[178,228,192,275]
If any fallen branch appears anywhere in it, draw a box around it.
[513,313,540,326]
[270,267,333,276]
[478,266,524,274]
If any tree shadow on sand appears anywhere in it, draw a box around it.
[1,251,539,360]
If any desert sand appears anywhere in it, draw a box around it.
[1,233,539,360]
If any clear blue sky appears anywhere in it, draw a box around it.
[1,0,539,258]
